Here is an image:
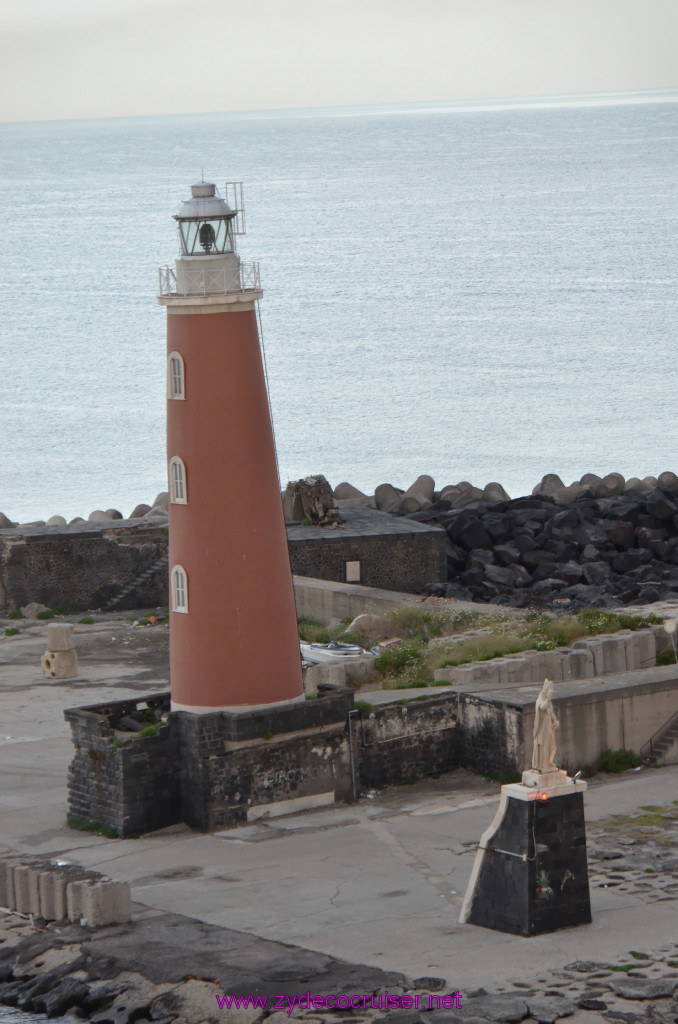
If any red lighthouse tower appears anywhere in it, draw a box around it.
[158,181,303,712]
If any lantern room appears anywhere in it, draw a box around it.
[173,182,236,256]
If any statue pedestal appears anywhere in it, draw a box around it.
[460,778,591,936]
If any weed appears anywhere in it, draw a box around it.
[8,609,23,620]
[657,648,676,665]
[667,961,678,969]
[304,693,318,700]
[4,627,19,637]
[629,951,650,959]
[483,768,522,785]
[36,609,55,620]
[354,700,374,714]
[67,815,117,839]
[596,749,643,773]
[52,604,71,615]
[110,738,126,752]
[297,617,332,644]
[139,722,161,738]
[262,729,273,741]
[79,616,94,625]
[644,868,656,874]
[143,707,158,722]
[609,965,635,973]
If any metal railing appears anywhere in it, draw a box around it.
[640,707,678,764]
[158,261,260,297]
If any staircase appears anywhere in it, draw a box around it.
[641,710,678,766]
[103,553,169,612]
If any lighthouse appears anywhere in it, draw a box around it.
[158,181,303,713]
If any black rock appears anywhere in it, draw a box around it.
[582,561,611,585]
[494,542,522,566]
[646,488,678,520]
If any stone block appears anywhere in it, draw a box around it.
[601,637,626,674]
[567,648,594,680]
[13,865,30,914]
[583,638,605,676]
[46,623,75,651]
[81,881,131,927]
[471,661,501,686]
[52,872,69,920]
[532,651,564,682]
[491,659,510,686]
[41,649,78,680]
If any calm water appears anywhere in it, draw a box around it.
[1,91,677,523]
[0,1009,75,1024]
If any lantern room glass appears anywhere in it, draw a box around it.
[178,218,235,256]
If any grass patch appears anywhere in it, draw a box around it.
[629,950,650,960]
[4,627,19,637]
[36,608,55,620]
[139,722,161,738]
[67,815,118,839]
[609,964,636,973]
[483,769,522,785]
[656,648,676,665]
[8,609,23,620]
[354,700,374,714]
[583,749,643,777]
[79,616,95,625]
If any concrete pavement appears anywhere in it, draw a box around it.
[1,615,677,1000]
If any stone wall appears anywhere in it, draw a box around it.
[287,508,447,593]
[355,697,459,788]
[456,696,524,775]
[0,506,446,614]
[0,520,168,614]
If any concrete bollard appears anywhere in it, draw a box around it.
[13,866,31,914]
[67,878,100,923]
[27,866,43,916]
[0,860,16,909]
[42,621,78,679]
[38,871,58,920]
[81,881,131,927]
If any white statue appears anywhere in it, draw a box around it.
[532,678,559,772]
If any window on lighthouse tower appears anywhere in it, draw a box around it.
[171,566,188,613]
[169,457,187,503]
[167,352,185,399]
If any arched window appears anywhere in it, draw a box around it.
[167,352,185,399]
[171,565,188,613]
[169,456,187,504]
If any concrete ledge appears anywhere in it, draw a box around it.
[246,791,335,822]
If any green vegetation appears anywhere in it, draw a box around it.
[67,815,118,839]
[79,616,95,625]
[143,707,158,722]
[354,700,374,714]
[609,964,636,973]
[583,749,643,777]
[52,604,72,615]
[139,722,162,738]
[657,648,676,665]
[4,627,19,637]
[483,768,522,785]
[299,605,662,691]
[629,951,650,960]
[36,608,55,620]
[8,609,23,620]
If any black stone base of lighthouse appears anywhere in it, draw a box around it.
[462,785,591,936]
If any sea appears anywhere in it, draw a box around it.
[0,89,677,525]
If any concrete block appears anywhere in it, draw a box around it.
[46,623,75,651]
[13,866,30,914]
[81,881,131,927]
[52,871,69,920]
[617,630,641,671]
[584,638,605,676]
[558,650,573,682]
[601,637,626,674]
[27,867,42,916]
[637,629,657,669]
[492,659,510,686]
[0,860,15,909]
[533,651,564,682]
[503,657,531,685]
[471,661,500,686]
[66,879,93,923]
[38,871,57,920]
[41,648,78,680]
[567,648,595,680]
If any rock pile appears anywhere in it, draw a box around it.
[414,486,678,609]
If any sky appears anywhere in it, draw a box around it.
[0,0,677,123]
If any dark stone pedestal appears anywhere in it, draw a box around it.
[461,781,591,936]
